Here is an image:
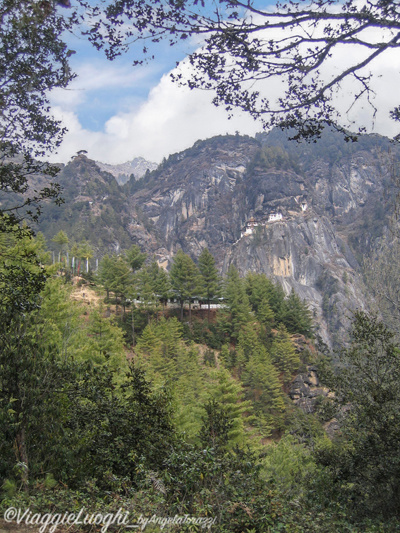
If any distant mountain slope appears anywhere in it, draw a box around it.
[35,131,398,346]
[94,157,158,185]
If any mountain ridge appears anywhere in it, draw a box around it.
[35,130,397,346]
[94,156,158,185]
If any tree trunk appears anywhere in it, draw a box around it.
[16,426,29,492]
[207,298,211,323]
[131,308,135,347]
[180,300,184,321]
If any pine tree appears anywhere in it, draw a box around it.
[135,323,170,386]
[136,322,161,356]
[125,244,147,272]
[236,322,262,377]
[220,343,235,369]
[51,230,69,263]
[198,247,220,322]
[270,324,300,383]
[34,277,81,358]
[79,305,127,372]
[207,368,255,448]
[170,250,201,322]
[135,266,159,323]
[109,255,133,315]
[243,344,285,437]
[173,344,208,438]
[98,254,113,299]
[222,265,251,341]
[279,288,313,336]
[155,317,183,360]
[148,261,171,314]
[245,272,285,320]
[258,298,275,328]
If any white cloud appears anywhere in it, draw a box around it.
[48,68,261,164]
[48,26,400,165]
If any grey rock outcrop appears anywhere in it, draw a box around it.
[289,366,331,414]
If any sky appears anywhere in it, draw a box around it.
[48,2,400,165]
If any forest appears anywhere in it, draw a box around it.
[1,231,400,532]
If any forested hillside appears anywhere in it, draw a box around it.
[1,234,400,532]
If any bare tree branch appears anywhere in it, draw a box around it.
[81,0,400,139]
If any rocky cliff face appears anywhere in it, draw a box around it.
[37,131,396,346]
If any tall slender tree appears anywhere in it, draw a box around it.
[170,250,201,322]
[270,324,300,384]
[109,256,133,315]
[51,230,69,263]
[222,266,252,341]
[198,248,220,322]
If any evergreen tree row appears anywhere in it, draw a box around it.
[96,244,314,339]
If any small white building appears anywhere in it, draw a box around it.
[241,217,259,238]
[240,212,283,238]
[301,202,308,212]
[268,212,283,222]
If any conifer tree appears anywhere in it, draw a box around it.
[34,277,81,357]
[236,322,262,377]
[173,344,208,438]
[208,368,254,448]
[148,261,171,314]
[198,247,220,321]
[98,254,113,299]
[246,272,276,315]
[220,343,235,369]
[135,323,172,386]
[135,317,184,385]
[109,255,133,315]
[122,246,146,345]
[135,266,159,323]
[170,250,201,321]
[258,298,275,328]
[270,324,300,383]
[51,230,69,263]
[279,288,313,336]
[79,305,127,372]
[136,322,161,356]
[222,265,252,341]
[155,317,183,360]
[243,344,285,437]
[245,272,286,320]
[125,244,147,272]
[269,283,287,318]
